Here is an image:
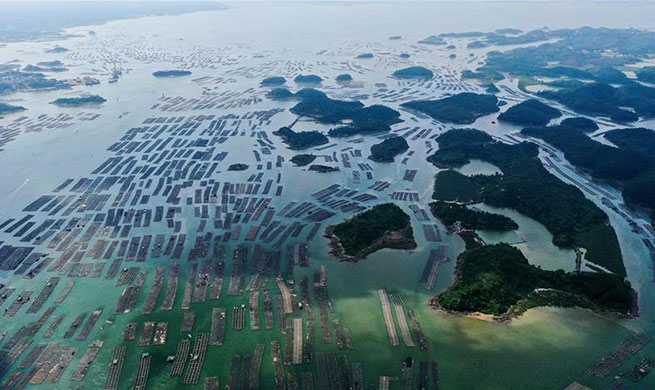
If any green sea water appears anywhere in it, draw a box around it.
[1,2,655,390]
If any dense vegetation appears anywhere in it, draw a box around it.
[430,201,518,231]
[290,88,401,137]
[336,74,352,82]
[369,136,409,162]
[603,128,655,164]
[524,125,655,219]
[402,93,499,124]
[273,127,328,150]
[604,128,655,211]
[436,244,633,317]
[636,66,655,84]
[294,74,322,84]
[539,82,655,122]
[290,154,316,166]
[522,125,650,182]
[478,28,655,79]
[0,102,26,114]
[498,99,561,126]
[261,76,286,86]
[52,95,106,106]
[428,128,625,275]
[392,66,434,79]
[560,117,598,132]
[152,70,191,77]
[267,88,294,100]
[330,203,416,258]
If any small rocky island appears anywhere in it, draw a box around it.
[392,66,434,79]
[152,70,192,77]
[308,164,339,173]
[261,76,286,86]
[290,154,316,166]
[0,102,26,115]
[326,203,416,260]
[336,74,352,82]
[227,163,249,171]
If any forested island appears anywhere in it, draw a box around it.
[356,53,373,59]
[294,74,322,84]
[290,154,316,166]
[402,93,499,124]
[538,82,652,122]
[290,88,401,137]
[336,74,352,82]
[392,66,434,79]
[369,136,409,162]
[152,70,192,77]
[560,117,598,132]
[326,203,416,260]
[522,125,649,182]
[498,99,561,126]
[525,125,655,215]
[433,244,634,319]
[428,128,625,275]
[273,126,328,150]
[267,88,294,100]
[430,201,518,231]
[51,95,106,106]
[0,102,26,115]
[261,76,286,86]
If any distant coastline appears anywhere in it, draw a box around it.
[0,1,226,43]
